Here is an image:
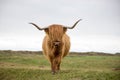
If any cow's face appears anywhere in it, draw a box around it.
[45,25,67,47]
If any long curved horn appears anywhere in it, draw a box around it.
[65,19,82,29]
[29,22,47,30]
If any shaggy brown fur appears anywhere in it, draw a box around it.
[30,19,81,74]
[42,24,70,74]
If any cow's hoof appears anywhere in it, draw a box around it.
[52,71,55,75]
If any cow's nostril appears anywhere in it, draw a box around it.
[55,44,58,46]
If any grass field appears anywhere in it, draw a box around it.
[0,51,120,80]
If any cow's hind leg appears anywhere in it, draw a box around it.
[57,62,61,71]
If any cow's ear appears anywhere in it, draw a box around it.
[63,27,67,33]
[44,28,49,34]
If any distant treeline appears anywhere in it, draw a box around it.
[0,50,120,56]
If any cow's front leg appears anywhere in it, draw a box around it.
[51,63,56,74]
[56,56,61,71]
[50,58,56,75]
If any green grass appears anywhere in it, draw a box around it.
[0,52,120,80]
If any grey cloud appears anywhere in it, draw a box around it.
[0,0,120,53]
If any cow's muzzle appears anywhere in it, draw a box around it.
[54,41,61,47]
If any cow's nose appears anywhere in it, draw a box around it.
[54,41,60,47]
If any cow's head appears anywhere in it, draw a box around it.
[29,19,82,47]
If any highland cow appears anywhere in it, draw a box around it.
[30,19,82,74]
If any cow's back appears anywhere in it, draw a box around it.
[42,35,49,57]
[62,34,70,57]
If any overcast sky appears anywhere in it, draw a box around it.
[0,0,120,53]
